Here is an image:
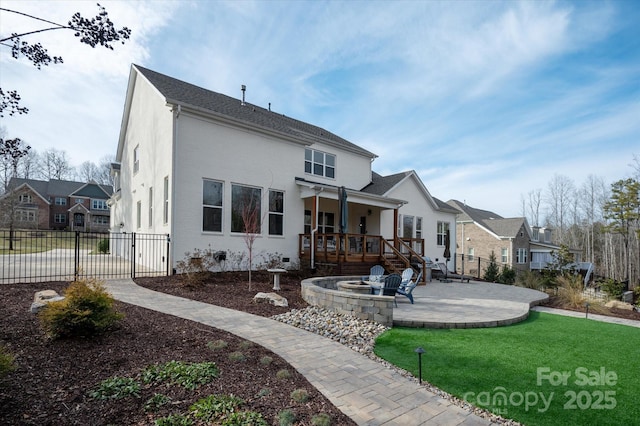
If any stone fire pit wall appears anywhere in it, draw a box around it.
[300,276,394,327]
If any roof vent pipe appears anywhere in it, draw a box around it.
[268,102,271,111]
[241,85,246,106]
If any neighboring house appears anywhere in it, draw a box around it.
[110,64,458,276]
[446,199,581,274]
[1,178,112,232]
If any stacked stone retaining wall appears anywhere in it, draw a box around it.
[300,276,394,327]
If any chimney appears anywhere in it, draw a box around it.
[241,85,246,106]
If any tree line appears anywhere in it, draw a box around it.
[520,156,640,287]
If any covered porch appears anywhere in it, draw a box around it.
[296,178,429,282]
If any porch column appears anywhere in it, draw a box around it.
[393,208,399,248]
[311,194,318,269]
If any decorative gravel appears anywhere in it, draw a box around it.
[272,306,522,425]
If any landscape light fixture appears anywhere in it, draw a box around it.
[414,347,426,384]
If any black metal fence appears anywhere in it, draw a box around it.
[453,253,509,279]
[1,230,170,284]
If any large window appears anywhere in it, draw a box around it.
[93,216,109,225]
[516,248,528,264]
[304,148,335,178]
[231,184,261,233]
[133,145,139,173]
[55,197,67,206]
[501,248,509,263]
[402,215,414,238]
[92,199,108,210]
[268,190,284,236]
[54,213,66,223]
[437,221,450,246]
[163,176,169,224]
[16,209,36,222]
[203,179,223,232]
[148,187,153,227]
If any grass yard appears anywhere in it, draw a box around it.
[374,312,639,426]
[0,230,100,254]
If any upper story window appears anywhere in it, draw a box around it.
[55,197,67,206]
[437,221,450,246]
[544,229,552,243]
[532,227,539,242]
[304,148,335,178]
[19,194,33,204]
[133,145,140,173]
[92,199,108,210]
[75,198,84,204]
[516,248,528,264]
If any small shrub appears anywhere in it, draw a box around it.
[39,278,124,339]
[221,411,268,426]
[498,265,516,285]
[516,270,544,290]
[276,369,291,380]
[207,339,228,350]
[154,414,193,426]
[228,351,246,362]
[555,275,586,309]
[0,344,16,377]
[259,355,273,365]
[190,394,243,422]
[278,409,297,426]
[89,376,140,400]
[144,393,171,412]
[600,278,625,300]
[97,238,109,254]
[290,388,310,403]
[238,341,253,350]
[312,413,332,426]
[142,360,219,390]
[256,388,271,398]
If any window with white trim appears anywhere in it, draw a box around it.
[416,217,423,239]
[402,215,414,239]
[133,145,139,173]
[19,194,32,203]
[304,148,335,178]
[516,248,528,264]
[467,247,474,261]
[92,199,108,210]
[203,179,223,232]
[75,198,84,204]
[437,221,450,246]
[163,176,169,224]
[231,184,261,233]
[93,215,109,225]
[501,248,508,263]
[54,213,66,223]
[16,209,36,222]
[148,187,153,227]
[268,189,284,236]
[55,197,67,205]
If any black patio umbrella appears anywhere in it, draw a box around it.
[338,186,348,234]
[443,229,451,280]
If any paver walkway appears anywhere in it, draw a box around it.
[105,279,491,426]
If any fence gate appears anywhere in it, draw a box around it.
[0,230,170,284]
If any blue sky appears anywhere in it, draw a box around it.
[1,0,638,217]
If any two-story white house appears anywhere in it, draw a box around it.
[110,65,457,279]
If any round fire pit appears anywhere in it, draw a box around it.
[336,280,372,295]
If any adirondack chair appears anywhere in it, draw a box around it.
[399,268,414,289]
[366,265,385,283]
[397,271,422,304]
[381,273,402,307]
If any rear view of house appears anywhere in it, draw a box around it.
[111,65,457,276]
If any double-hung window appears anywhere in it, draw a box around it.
[231,184,261,233]
[54,214,66,223]
[304,148,335,178]
[92,199,108,210]
[163,176,169,224]
[516,248,528,264]
[203,179,223,232]
[501,248,509,264]
[467,247,475,261]
[437,221,450,246]
[55,197,67,206]
[268,190,284,236]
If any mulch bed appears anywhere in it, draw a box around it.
[0,273,355,425]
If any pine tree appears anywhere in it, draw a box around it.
[483,251,500,282]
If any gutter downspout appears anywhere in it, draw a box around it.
[310,187,323,270]
[169,104,181,274]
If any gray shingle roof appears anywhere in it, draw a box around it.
[8,178,112,200]
[447,199,526,237]
[360,171,409,195]
[134,65,375,158]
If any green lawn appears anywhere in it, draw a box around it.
[374,312,640,426]
[0,229,100,254]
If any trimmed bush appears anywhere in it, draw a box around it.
[97,238,109,254]
[278,409,296,426]
[0,344,16,377]
[38,278,123,339]
[312,413,332,426]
